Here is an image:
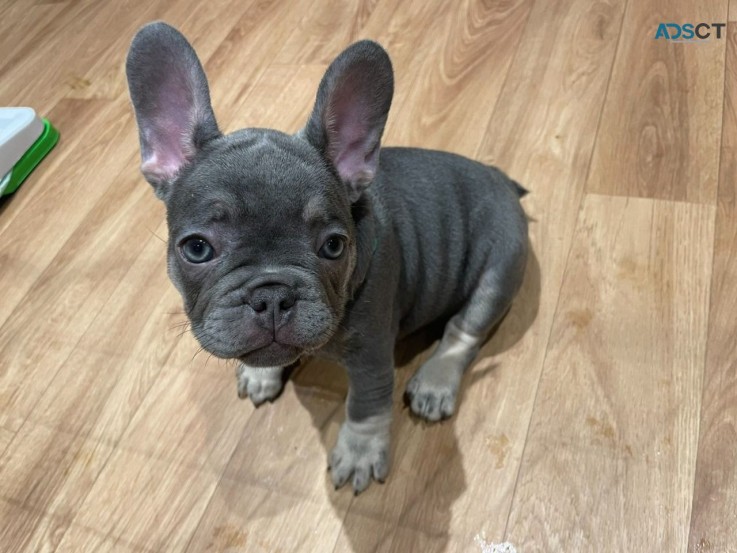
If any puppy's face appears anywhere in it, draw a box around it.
[126,23,393,367]
[166,131,355,367]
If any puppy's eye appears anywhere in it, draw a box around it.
[319,235,346,260]
[180,237,214,264]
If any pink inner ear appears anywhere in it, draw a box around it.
[141,149,184,184]
[140,76,198,182]
[328,89,377,187]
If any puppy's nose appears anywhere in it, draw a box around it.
[248,283,296,328]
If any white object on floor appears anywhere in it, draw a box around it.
[474,533,518,553]
[0,171,11,196]
[0,107,44,178]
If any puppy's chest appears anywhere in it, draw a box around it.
[313,331,357,365]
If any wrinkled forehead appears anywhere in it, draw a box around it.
[168,129,350,231]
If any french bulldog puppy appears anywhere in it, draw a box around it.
[126,22,528,494]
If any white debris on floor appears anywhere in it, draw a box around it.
[474,532,517,553]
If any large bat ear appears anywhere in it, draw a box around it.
[125,22,220,200]
[302,40,394,203]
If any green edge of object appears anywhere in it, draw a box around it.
[1,118,59,197]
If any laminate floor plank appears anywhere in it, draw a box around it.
[506,194,714,551]
[687,20,737,553]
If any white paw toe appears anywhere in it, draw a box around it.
[236,364,284,406]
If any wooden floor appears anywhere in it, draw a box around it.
[1,1,735,551]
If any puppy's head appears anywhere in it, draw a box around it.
[126,22,393,367]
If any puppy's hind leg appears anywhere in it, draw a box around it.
[405,262,524,422]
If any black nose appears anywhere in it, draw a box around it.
[248,283,296,328]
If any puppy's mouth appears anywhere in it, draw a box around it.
[236,340,302,368]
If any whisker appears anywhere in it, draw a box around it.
[191,339,211,362]
[175,328,193,339]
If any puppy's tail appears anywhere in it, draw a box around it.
[512,180,529,198]
[486,164,529,197]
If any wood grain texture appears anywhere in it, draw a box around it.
[0,2,66,79]
[0,422,113,519]
[586,0,728,203]
[275,0,382,64]
[22,222,173,441]
[65,0,263,101]
[688,21,737,553]
[202,0,318,121]
[1,0,148,110]
[384,0,533,154]
[0,1,733,551]
[186,384,350,553]
[505,194,714,551]
[0,499,69,553]
[0,427,14,459]
[56,525,144,553]
[72,449,219,552]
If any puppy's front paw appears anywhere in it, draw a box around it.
[405,365,460,422]
[329,414,391,494]
[236,364,284,406]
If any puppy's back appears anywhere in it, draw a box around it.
[371,147,528,336]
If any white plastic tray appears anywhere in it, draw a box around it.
[0,107,44,178]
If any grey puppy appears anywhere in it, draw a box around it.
[126,22,528,494]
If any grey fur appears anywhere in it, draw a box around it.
[126,22,528,494]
